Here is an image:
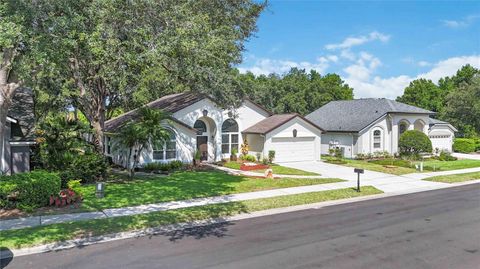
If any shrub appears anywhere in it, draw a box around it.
[240,154,256,162]
[0,171,61,211]
[144,161,183,173]
[438,151,457,161]
[49,188,81,207]
[453,138,476,153]
[67,179,83,197]
[399,130,432,157]
[256,152,262,162]
[268,150,275,163]
[60,153,108,186]
[262,156,269,165]
[169,160,184,170]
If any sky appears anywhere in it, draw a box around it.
[237,0,480,99]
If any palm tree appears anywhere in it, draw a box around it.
[115,107,172,178]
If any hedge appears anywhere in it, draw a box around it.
[453,138,477,153]
[0,171,61,211]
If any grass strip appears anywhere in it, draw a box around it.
[0,186,382,249]
[422,172,480,183]
[222,162,320,176]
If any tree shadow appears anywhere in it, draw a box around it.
[150,220,235,242]
[0,247,13,269]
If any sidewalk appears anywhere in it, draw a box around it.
[2,165,479,232]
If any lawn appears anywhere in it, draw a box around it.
[324,157,480,175]
[222,162,320,176]
[423,172,480,183]
[0,186,382,249]
[79,171,341,211]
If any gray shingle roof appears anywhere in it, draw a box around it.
[306,98,435,132]
[428,118,447,125]
[8,87,35,141]
[104,92,204,132]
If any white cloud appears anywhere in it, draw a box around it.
[344,55,480,99]
[325,31,390,50]
[237,57,330,76]
[442,14,480,28]
[417,61,431,67]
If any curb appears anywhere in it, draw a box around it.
[2,180,479,258]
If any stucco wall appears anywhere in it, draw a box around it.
[264,117,322,162]
[321,132,354,158]
[429,125,455,152]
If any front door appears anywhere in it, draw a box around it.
[197,136,208,161]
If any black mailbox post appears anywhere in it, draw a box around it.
[354,168,364,192]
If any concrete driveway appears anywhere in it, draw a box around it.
[279,161,451,194]
[452,152,480,160]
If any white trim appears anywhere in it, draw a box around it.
[9,141,36,146]
[6,116,17,123]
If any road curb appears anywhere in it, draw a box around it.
[2,180,479,259]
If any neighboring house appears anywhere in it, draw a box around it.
[1,88,36,174]
[104,92,324,166]
[306,98,456,158]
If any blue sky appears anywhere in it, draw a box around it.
[238,0,480,99]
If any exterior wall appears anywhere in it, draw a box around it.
[264,117,322,162]
[321,132,355,158]
[428,125,455,152]
[246,133,264,157]
[108,98,269,167]
[390,114,430,154]
[10,145,30,174]
[356,116,392,155]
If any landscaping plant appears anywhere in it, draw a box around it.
[0,171,61,211]
[268,150,276,164]
[453,138,477,153]
[398,130,433,159]
[240,138,249,156]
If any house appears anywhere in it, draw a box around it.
[306,98,457,158]
[1,88,36,174]
[104,92,324,166]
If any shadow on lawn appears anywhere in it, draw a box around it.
[81,170,247,210]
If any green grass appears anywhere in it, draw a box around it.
[340,159,416,175]
[222,162,320,176]
[423,172,480,183]
[324,157,480,175]
[0,186,382,249]
[419,159,480,172]
[79,171,341,211]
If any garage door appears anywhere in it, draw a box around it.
[271,137,316,162]
[429,134,452,152]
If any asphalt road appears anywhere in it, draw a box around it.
[2,184,480,269]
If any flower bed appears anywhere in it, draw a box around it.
[240,162,270,171]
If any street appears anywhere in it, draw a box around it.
[2,184,480,269]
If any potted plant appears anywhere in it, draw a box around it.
[230,148,238,161]
[193,150,201,166]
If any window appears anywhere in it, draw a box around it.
[153,130,176,160]
[399,122,408,135]
[194,120,207,135]
[293,129,297,137]
[221,119,239,154]
[373,130,381,149]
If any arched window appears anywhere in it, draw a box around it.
[221,119,239,154]
[414,119,424,132]
[373,130,381,149]
[153,130,176,160]
[399,121,408,136]
[194,120,207,135]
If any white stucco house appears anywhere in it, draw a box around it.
[306,98,457,158]
[104,92,324,167]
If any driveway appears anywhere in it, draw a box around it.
[279,161,450,193]
[452,152,480,160]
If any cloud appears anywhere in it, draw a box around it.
[402,57,431,67]
[344,55,480,99]
[237,57,331,76]
[442,14,480,28]
[325,31,390,50]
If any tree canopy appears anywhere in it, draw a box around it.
[237,68,354,115]
[396,65,480,137]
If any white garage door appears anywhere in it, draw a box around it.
[271,137,316,162]
[430,134,452,152]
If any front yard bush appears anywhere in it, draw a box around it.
[144,160,184,173]
[60,153,108,185]
[0,171,61,211]
[240,154,256,162]
[399,130,432,158]
[453,138,476,153]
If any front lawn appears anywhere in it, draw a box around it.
[323,156,480,175]
[0,186,382,249]
[222,162,320,176]
[79,171,341,211]
[423,172,480,183]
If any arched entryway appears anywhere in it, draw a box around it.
[194,117,217,161]
[414,119,425,132]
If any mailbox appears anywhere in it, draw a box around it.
[354,168,364,174]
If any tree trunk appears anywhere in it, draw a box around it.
[0,98,10,174]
